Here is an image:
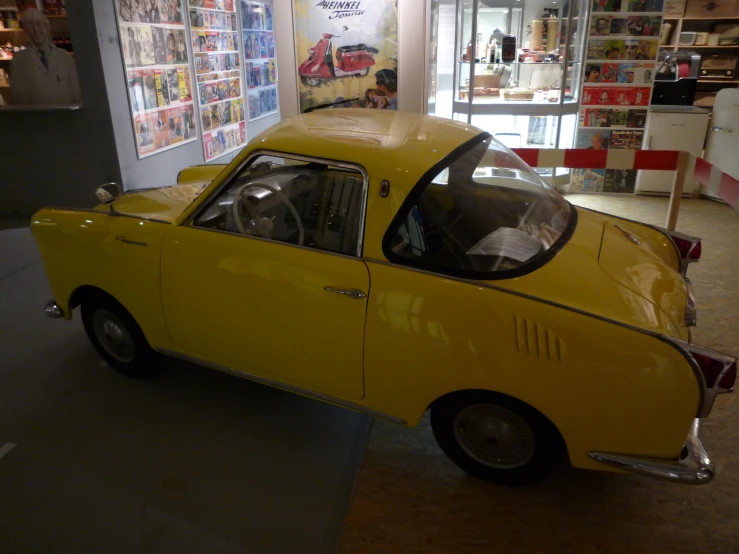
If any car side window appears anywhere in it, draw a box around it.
[194,155,366,256]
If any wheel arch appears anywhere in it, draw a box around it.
[427,388,569,457]
[69,284,113,310]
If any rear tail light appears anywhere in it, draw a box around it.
[661,229,702,262]
[683,343,737,417]
[671,235,702,261]
[691,352,737,390]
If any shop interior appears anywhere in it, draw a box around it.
[1,0,739,553]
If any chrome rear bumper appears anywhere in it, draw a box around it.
[44,299,64,319]
[589,419,714,484]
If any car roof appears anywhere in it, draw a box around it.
[252,109,484,195]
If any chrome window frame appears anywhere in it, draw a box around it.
[186,149,370,258]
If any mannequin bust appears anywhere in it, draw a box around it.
[9,8,81,105]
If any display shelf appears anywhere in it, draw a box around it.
[458,60,567,66]
[698,79,739,83]
[453,99,579,116]
[681,16,739,20]
[677,45,739,49]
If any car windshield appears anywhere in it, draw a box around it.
[386,135,573,277]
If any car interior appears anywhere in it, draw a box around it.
[195,157,365,257]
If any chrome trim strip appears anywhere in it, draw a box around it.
[590,419,714,484]
[40,207,171,225]
[185,149,370,258]
[156,349,406,424]
[685,277,697,327]
[44,299,64,319]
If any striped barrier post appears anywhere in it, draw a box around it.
[693,157,739,211]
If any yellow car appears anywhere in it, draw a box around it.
[32,110,735,486]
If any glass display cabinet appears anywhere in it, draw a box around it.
[428,0,590,171]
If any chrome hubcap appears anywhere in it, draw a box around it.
[453,404,536,469]
[92,309,134,363]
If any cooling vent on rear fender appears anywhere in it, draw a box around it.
[514,314,567,363]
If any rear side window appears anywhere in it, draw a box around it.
[383,135,574,279]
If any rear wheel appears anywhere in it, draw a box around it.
[430,391,566,486]
[81,293,160,378]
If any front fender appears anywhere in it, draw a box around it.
[31,208,172,349]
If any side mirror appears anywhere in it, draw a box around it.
[95,182,122,213]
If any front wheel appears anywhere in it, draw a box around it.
[81,293,161,378]
[430,391,566,486]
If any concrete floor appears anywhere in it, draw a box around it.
[338,196,739,554]
[0,227,371,554]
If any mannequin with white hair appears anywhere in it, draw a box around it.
[9,8,81,105]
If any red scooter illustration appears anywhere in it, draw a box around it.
[298,31,378,87]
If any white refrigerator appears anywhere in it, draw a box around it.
[703,88,739,200]
[635,106,710,196]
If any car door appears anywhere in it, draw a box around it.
[160,153,369,400]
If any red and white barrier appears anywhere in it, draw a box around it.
[511,148,680,171]
[508,147,739,230]
[694,157,739,210]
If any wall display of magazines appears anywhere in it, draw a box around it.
[241,0,278,121]
[571,0,663,193]
[115,0,198,159]
[188,0,246,161]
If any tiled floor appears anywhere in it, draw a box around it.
[338,196,739,554]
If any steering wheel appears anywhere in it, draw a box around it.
[232,182,305,246]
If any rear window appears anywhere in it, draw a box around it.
[383,135,575,279]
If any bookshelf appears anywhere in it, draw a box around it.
[660,14,739,108]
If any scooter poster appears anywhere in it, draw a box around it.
[294,0,398,113]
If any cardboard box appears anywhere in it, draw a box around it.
[473,74,501,90]
[665,1,686,16]
[685,0,737,18]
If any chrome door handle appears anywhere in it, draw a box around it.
[324,287,367,299]
[711,126,732,133]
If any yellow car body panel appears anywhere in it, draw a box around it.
[363,261,699,470]
[31,210,174,349]
[30,110,707,474]
[159,225,370,400]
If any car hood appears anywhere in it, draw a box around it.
[496,207,689,340]
[95,182,210,224]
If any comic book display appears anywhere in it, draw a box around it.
[188,0,246,161]
[116,0,197,159]
[571,0,662,193]
[293,0,398,113]
[241,1,279,121]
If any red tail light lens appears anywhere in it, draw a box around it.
[690,240,702,260]
[672,236,702,261]
[692,352,737,390]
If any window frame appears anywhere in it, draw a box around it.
[186,149,370,258]
[381,132,579,281]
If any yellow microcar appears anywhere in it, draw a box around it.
[32,110,735,485]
